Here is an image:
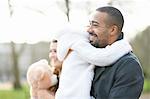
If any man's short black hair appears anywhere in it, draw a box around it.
[96,6,124,31]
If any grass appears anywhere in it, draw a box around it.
[0,84,30,99]
[143,79,150,92]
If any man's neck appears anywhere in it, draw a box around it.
[108,32,123,45]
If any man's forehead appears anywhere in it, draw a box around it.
[89,11,107,23]
[89,11,97,19]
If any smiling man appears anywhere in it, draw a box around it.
[87,6,144,99]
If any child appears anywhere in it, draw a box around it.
[48,39,62,93]
[49,39,62,77]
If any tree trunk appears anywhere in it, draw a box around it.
[10,42,22,89]
[65,0,70,21]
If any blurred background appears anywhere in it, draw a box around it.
[0,0,150,99]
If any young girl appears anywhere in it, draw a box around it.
[49,40,62,93]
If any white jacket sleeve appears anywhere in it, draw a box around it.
[71,39,132,66]
[56,27,89,61]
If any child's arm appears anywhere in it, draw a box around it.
[71,39,132,66]
[56,28,88,61]
[56,26,132,66]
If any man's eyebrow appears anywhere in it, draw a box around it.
[89,20,99,24]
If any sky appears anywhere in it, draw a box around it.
[0,0,150,44]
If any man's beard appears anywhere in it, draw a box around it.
[90,41,100,48]
[90,40,107,48]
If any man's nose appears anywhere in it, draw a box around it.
[86,26,93,33]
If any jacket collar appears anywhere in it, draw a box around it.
[117,32,124,41]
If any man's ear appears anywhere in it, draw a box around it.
[109,25,118,36]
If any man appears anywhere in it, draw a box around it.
[88,6,144,99]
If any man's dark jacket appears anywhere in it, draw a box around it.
[91,35,144,99]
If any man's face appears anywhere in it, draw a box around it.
[87,11,111,48]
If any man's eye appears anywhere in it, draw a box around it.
[92,24,98,26]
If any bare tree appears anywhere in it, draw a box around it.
[8,0,20,89]
[10,42,26,89]
[10,42,21,89]
[8,0,25,89]
[56,0,70,22]
[7,0,49,89]
[8,0,13,17]
[65,0,70,21]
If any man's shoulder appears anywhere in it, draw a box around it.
[114,52,142,74]
[95,52,141,71]
[116,52,140,65]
